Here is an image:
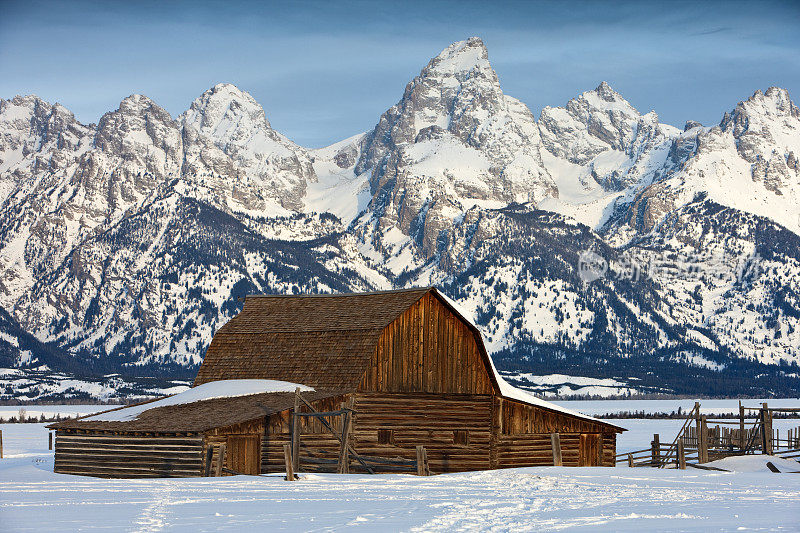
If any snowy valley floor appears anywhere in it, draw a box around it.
[1,423,800,532]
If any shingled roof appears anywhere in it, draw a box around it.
[49,389,345,433]
[193,288,432,389]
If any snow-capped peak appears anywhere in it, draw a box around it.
[351,37,556,257]
[180,83,284,149]
[425,37,491,77]
[743,87,797,117]
[117,93,161,114]
[579,81,640,117]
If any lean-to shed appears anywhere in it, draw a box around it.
[50,287,623,477]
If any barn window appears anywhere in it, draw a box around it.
[454,429,469,446]
[378,429,394,445]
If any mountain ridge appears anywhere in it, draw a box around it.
[1,37,799,399]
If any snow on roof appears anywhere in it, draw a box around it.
[434,289,619,428]
[83,379,314,422]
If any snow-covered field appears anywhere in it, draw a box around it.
[1,422,799,532]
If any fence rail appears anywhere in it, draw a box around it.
[620,401,800,469]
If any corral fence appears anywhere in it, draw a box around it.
[616,401,800,469]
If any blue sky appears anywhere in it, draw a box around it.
[1,0,799,147]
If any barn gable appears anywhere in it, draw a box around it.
[360,290,495,394]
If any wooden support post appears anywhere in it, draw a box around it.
[283,444,295,481]
[651,434,660,467]
[597,434,604,467]
[203,446,214,477]
[677,439,686,470]
[48,432,53,451]
[292,388,301,473]
[416,445,426,476]
[215,444,226,477]
[698,416,709,464]
[694,402,702,452]
[550,433,562,466]
[422,447,430,476]
[0,429,3,459]
[762,402,773,455]
[337,405,352,474]
[627,453,633,468]
[739,401,746,450]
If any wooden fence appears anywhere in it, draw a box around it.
[617,401,800,468]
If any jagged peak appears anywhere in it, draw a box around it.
[764,86,790,100]
[684,120,703,131]
[115,94,167,117]
[424,37,491,76]
[594,81,619,101]
[199,83,259,106]
[742,86,793,105]
[183,82,271,132]
[575,81,639,117]
[120,94,156,106]
[732,86,798,121]
[4,94,46,107]
[0,95,73,117]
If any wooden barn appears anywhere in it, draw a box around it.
[50,287,623,478]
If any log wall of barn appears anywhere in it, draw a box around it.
[261,393,493,473]
[492,398,617,467]
[53,431,205,478]
[359,293,493,395]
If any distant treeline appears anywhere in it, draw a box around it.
[597,409,800,420]
[0,412,77,424]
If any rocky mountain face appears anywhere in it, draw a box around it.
[354,38,556,258]
[1,38,799,398]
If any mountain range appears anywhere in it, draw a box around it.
[2,37,799,400]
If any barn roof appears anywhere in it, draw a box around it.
[193,288,432,389]
[194,287,622,431]
[49,388,345,433]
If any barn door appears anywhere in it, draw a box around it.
[226,435,261,475]
[579,433,600,466]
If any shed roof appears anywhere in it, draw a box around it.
[49,389,345,433]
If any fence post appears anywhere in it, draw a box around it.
[627,453,633,467]
[337,405,352,474]
[203,446,213,477]
[698,416,709,464]
[694,402,702,452]
[215,444,226,477]
[283,444,295,481]
[292,388,301,472]
[677,439,686,470]
[49,432,53,451]
[416,445,426,476]
[0,429,3,459]
[761,402,773,455]
[551,433,562,466]
[738,402,745,450]
[651,434,660,467]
